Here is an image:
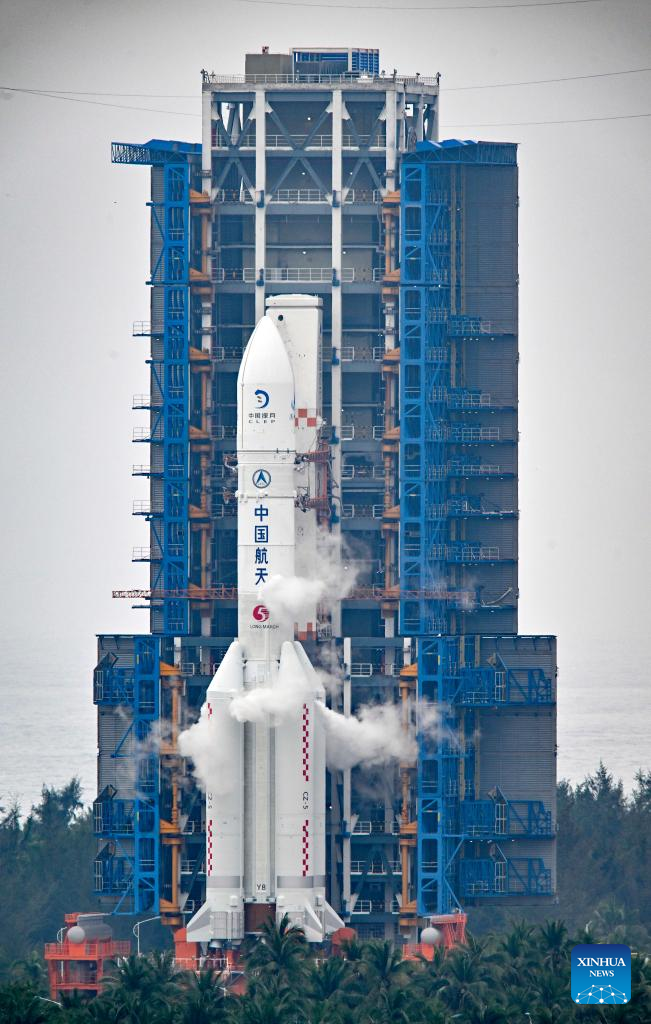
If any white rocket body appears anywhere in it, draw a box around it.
[186,296,343,946]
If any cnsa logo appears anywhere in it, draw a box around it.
[252,604,270,622]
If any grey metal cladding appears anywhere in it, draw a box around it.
[478,710,556,805]
[97,707,138,794]
[461,165,518,333]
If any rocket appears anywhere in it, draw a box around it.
[186,297,343,946]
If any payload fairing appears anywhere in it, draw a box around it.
[186,296,343,946]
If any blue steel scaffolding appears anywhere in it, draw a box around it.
[416,636,554,915]
[93,636,161,914]
[93,140,200,916]
[114,140,199,635]
[400,141,556,919]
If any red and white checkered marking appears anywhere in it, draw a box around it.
[207,820,213,874]
[301,820,310,876]
[207,702,213,719]
[296,624,316,641]
[295,407,318,428]
[301,704,310,783]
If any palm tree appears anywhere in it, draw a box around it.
[462,1007,510,1024]
[309,956,354,1003]
[360,940,409,990]
[9,952,48,993]
[537,920,569,972]
[101,952,178,1024]
[358,984,414,1024]
[0,981,60,1024]
[177,967,228,1024]
[437,949,489,1013]
[243,914,309,987]
[230,978,304,1024]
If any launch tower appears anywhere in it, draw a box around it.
[96,47,557,944]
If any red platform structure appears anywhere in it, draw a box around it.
[44,913,130,1001]
[403,911,468,961]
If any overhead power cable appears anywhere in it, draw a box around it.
[446,67,651,90]
[0,86,201,117]
[2,66,649,102]
[236,0,603,10]
[3,87,198,98]
[442,111,651,126]
[2,86,649,127]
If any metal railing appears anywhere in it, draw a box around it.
[270,188,328,203]
[212,345,245,361]
[203,71,439,87]
[212,266,355,284]
[340,346,383,362]
[341,504,384,520]
[215,188,254,203]
[214,132,387,149]
[132,394,160,410]
[431,544,500,562]
[266,267,351,283]
[448,462,505,477]
[429,425,502,442]
[132,547,155,561]
[211,425,238,440]
[132,321,152,336]
[132,500,153,515]
[132,427,155,442]
[352,820,398,835]
[340,424,386,441]
[214,187,381,204]
[447,316,493,335]
[215,131,386,149]
[342,463,385,479]
[344,188,382,204]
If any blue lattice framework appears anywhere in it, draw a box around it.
[113,140,201,634]
[93,635,161,914]
[417,636,555,914]
[400,141,556,917]
[399,140,517,636]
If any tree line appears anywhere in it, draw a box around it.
[2,916,650,1023]
[0,764,649,1021]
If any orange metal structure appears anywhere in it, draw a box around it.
[403,912,468,961]
[44,913,130,1001]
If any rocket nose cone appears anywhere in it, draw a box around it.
[238,315,294,390]
[237,315,296,451]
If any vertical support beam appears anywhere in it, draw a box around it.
[255,90,266,323]
[342,637,352,914]
[385,89,398,193]
[330,88,343,638]
[201,87,214,353]
[416,93,425,142]
[201,99,214,638]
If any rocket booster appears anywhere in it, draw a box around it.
[186,298,343,946]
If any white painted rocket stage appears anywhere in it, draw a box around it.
[186,296,344,946]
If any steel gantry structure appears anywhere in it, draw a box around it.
[92,50,557,945]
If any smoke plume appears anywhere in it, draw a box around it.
[228,663,315,725]
[260,527,357,626]
[319,698,442,772]
[177,707,233,795]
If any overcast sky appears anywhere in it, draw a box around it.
[1,0,649,805]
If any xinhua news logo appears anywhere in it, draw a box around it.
[571,944,631,1005]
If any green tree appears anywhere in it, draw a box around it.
[242,914,309,988]
[0,980,61,1023]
